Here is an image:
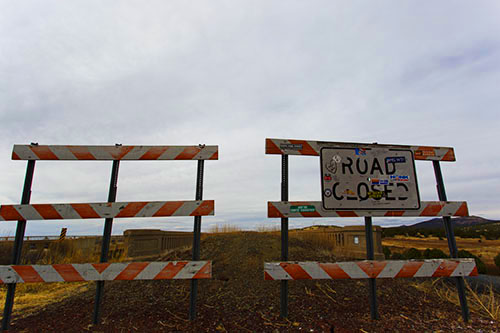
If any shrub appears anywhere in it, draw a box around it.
[403,248,422,259]
[457,250,486,274]
[423,248,449,259]
[391,252,405,260]
[495,253,500,269]
[382,246,391,259]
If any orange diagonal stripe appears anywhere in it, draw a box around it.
[442,149,455,161]
[154,262,186,279]
[114,262,149,280]
[71,204,100,219]
[432,261,459,277]
[319,263,351,279]
[289,140,318,156]
[109,146,134,160]
[265,139,283,155]
[395,262,424,278]
[11,152,21,160]
[30,146,58,160]
[357,261,387,278]
[0,206,24,221]
[12,266,44,283]
[92,263,111,274]
[153,201,184,217]
[32,204,63,219]
[282,263,312,280]
[267,203,284,218]
[337,211,358,217]
[192,262,212,279]
[67,146,96,160]
[385,211,405,217]
[454,202,469,217]
[209,150,219,160]
[53,264,84,282]
[190,201,214,216]
[420,202,444,216]
[175,147,200,160]
[116,202,148,218]
[139,147,169,160]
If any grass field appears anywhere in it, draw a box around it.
[383,236,500,275]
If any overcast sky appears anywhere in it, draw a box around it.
[1,1,499,236]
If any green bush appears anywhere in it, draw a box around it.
[422,248,449,259]
[391,252,405,260]
[403,248,422,259]
[457,250,487,274]
[495,253,500,269]
[382,246,391,259]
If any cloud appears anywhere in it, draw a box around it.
[1,1,499,236]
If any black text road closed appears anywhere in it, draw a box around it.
[320,147,420,210]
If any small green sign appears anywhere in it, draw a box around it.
[290,205,316,213]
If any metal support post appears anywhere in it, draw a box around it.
[433,161,470,322]
[280,155,289,318]
[92,160,120,325]
[189,160,204,320]
[364,216,380,320]
[2,160,36,331]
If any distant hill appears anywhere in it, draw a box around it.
[408,216,499,229]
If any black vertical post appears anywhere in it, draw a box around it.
[433,161,470,322]
[92,160,120,325]
[280,155,289,318]
[189,159,204,320]
[1,160,36,331]
[364,216,379,320]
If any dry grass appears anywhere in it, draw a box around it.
[207,224,242,233]
[411,279,500,321]
[0,239,127,316]
[290,231,335,251]
[255,224,279,233]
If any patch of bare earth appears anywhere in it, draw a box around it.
[4,232,499,332]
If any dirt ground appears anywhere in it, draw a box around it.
[4,232,500,332]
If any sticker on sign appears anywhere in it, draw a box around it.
[290,205,316,213]
[320,147,420,210]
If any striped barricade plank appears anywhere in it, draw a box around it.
[267,201,468,218]
[0,200,214,221]
[12,145,218,161]
[0,261,211,283]
[265,138,455,161]
[264,259,477,280]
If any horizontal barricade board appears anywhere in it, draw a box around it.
[265,138,455,161]
[0,200,214,221]
[267,201,468,218]
[264,259,477,280]
[12,145,218,161]
[0,261,211,283]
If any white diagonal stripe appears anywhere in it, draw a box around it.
[135,263,168,280]
[299,262,331,279]
[337,262,369,279]
[100,263,128,280]
[72,264,102,281]
[49,147,76,160]
[377,261,405,278]
[264,263,290,280]
[13,145,36,159]
[90,203,122,219]
[175,261,206,279]
[32,265,64,282]
[87,146,113,160]
[15,205,42,220]
[0,266,23,283]
[414,260,442,277]
[451,259,476,277]
[136,202,168,217]
[54,205,81,220]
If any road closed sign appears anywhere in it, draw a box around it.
[320,147,420,210]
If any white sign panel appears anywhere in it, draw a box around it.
[320,147,420,210]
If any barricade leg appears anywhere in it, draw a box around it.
[1,160,35,331]
[365,216,379,320]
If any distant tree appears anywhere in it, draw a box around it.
[495,253,500,269]
[391,252,405,260]
[403,248,422,259]
[382,246,391,259]
[457,250,487,274]
[423,248,449,259]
